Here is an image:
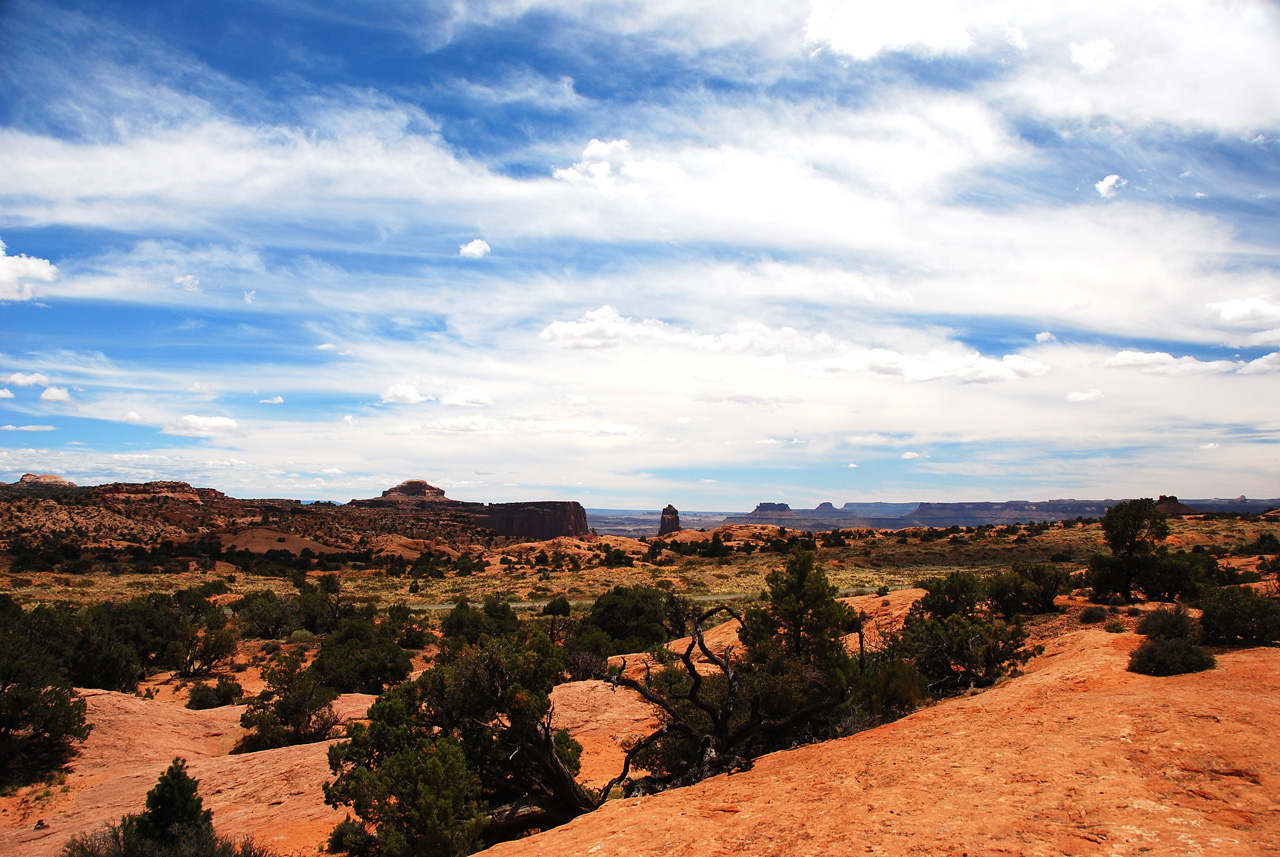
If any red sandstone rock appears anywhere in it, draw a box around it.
[658,504,681,536]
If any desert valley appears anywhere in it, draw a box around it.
[1,474,1278,856]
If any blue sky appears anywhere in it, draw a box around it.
[1,0,1279,509]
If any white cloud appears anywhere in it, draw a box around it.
[901,451,921,459]
[1066,389,1104,402]
[440,388,493,406]
[381,383,430,404]
[1104,350,1239,375]
[259,395,284,404]
[243,290,256,304]
[1208,296,1280,326]
[174,273,200,292]
[0,240,57,301]
[0,424,56,431]
[122,411,143,422]
[0,389,11,399]
[1199,442,1220,449]
[847,462,858,468]
[1095,174,1126,198]
[459,239,491,258]
[40,386,74,403]
[1070,39,1115,74]
[5,372,50,386]
[806,0,973,60]
[316,343,337,351]
[1035,331,1055,343]
[162,415,239,436]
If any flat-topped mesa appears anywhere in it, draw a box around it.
[383,479,449,501]
[658,504,682,536]
[91,481,213,504]
[349,480,589,539]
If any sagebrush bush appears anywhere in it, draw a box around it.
[1135,605,1196,640]
[1079,606,1107,624]
[1199,586,1280,646]
[1127,636,1215,676]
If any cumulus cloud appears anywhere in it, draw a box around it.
[0,389,11,399]
[1095,174,1126,198]
[0,240,57,301]
[847,462,858,468]
[381,383,430,404]
[259,395,284,404]
[5,372,50,386]
[1208,296,1280,326]
[1066,389,1104,402]
[459,239,491,258]
[162,415,238,436]
[0,424,56,431]
[316,343,337,351]
[40,386,74,403]
[1070,39,1116,74]
[1105,350,1240,375]
[901,451,921,459]
[540,306,650,349]
[122,411,143,422]
[1035,331,1055,343]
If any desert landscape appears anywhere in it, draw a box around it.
[2,475,1278,856]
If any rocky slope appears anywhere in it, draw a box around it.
[483,631,1280,857]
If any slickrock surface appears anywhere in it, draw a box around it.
[0,690,362,857]
[484,631,1280,857]
[550,680,661,788]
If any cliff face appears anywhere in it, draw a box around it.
[469,502,589,540]
[349,480,589,539]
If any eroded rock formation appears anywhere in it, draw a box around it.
[350,480,588,539]
[658,504,682,536]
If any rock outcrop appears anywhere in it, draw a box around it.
[1155,494,1200,517]
[90,481,210,504]
[658,504,681,536]
[19,473,75,487]
[350,481,589,539]
[469,502,589,540]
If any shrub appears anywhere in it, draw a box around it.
[310,618,411,695]
[61,757,278,857]
[1103,619,1126,633]
[571,585,669,655]
[236,653,338,753]
[986,563,1069,618]
[1128,637,1215,676]
[541,595,572,617]
[1135,606,1196,640]
[914,572,983,620]
[186,677,244,710]
[1078,606,1107,624]
[1199,587,1280,646]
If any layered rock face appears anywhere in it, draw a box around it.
[470,502,590,540]
[658,504,682,536]
[350,480,589,539]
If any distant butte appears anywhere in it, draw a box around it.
[349,479,588,539]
